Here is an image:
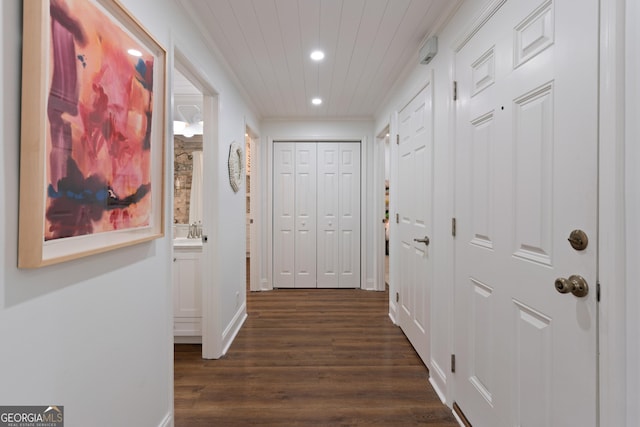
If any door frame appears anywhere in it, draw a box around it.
[373,125,391,295]
[172,46,222,359]
[265,136,369,290]
[599,0,629,424]
[244,125,261,292]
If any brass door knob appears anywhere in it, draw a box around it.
[554,275,589,297]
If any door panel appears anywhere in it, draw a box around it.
[294,143,317,288]
[317,144,340,288]
[273,143,295,288]
[454,1,598,425]
[397,80,434,365]
[338,143,361,288]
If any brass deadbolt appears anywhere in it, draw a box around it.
[568,229,588,251]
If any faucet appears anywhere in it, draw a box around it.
[187,222,196,239]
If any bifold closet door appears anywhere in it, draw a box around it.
[273,143,295,288]
[273,142,360,289]
[317,143,360,288]
[273,143,317,288]
[293,143,317,287]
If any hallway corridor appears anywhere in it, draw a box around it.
[174,288,457,426]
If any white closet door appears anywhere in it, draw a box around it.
[273,141,360,289]
[317,143,340,288]
[337,143,361,288]
[294,143,317,288]
[273,143,295,288]
[317,143,361,288]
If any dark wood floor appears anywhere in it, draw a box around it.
[174,287,458,426]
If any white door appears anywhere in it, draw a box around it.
[453,1,598,426]
[317,143,361,288]
[273,143,296,288]
[317,143,340,288]
[294,143,317,288]
[397,81,434,365]
[274,142,360,289]
[337,143,361,288]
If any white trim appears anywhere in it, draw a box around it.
[445,39,458,408]
[172,45,222,360]
[625,0,640,423]
[360,135,369,290]
[245,124,262,292]
[451,0,507,52]
[429,376,447,404]
[373,124,390,293]
[388,110,399,323]
[158,411,172,427]
[173,335,202,344]
[599,0,627,425]
[221,303,248,355]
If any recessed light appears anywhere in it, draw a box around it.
[127,48,142,57]
[310,50,325,61]
[311,98,322,105]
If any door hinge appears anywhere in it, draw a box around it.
[396,213,399,224]
[396,292,399,303]
[596,281,601,302]
[451,354,456,373]
[453,81,458,101]
[452,217,457,237]
[396,134,400,145]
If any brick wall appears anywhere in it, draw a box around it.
[174,137,202,224]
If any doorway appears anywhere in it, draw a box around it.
[245,126,260,292]
[172,48,221,359]
[375,126,391,292]
[272,141,362,289]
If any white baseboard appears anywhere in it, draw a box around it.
[452,409,466,427]
[173,335,202,344]
[158,411,172,427]
[388,301,398,325]
[221,302,247,356]
[429,376,447,405]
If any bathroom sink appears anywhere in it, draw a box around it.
[173,237,203,248]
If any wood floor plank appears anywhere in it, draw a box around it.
[174,287,458,426]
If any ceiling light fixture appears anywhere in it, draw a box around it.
[310,50,325,61]
[311,97,322,105]
[174,105,203,138]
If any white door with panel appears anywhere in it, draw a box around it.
[397,81,434,366]
[317,143,361,288]
[453,0,598,426]
[273,142,360,288]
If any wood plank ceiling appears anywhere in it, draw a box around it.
[176,0,460,119]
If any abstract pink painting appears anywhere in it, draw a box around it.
[45,0,155,240]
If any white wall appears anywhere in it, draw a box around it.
[374,0,496,404]
[260,119,376,289]
[0,1,257,425]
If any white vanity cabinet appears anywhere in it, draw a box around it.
[173,243,202,342]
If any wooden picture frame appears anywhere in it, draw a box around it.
[18,0,166,268]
